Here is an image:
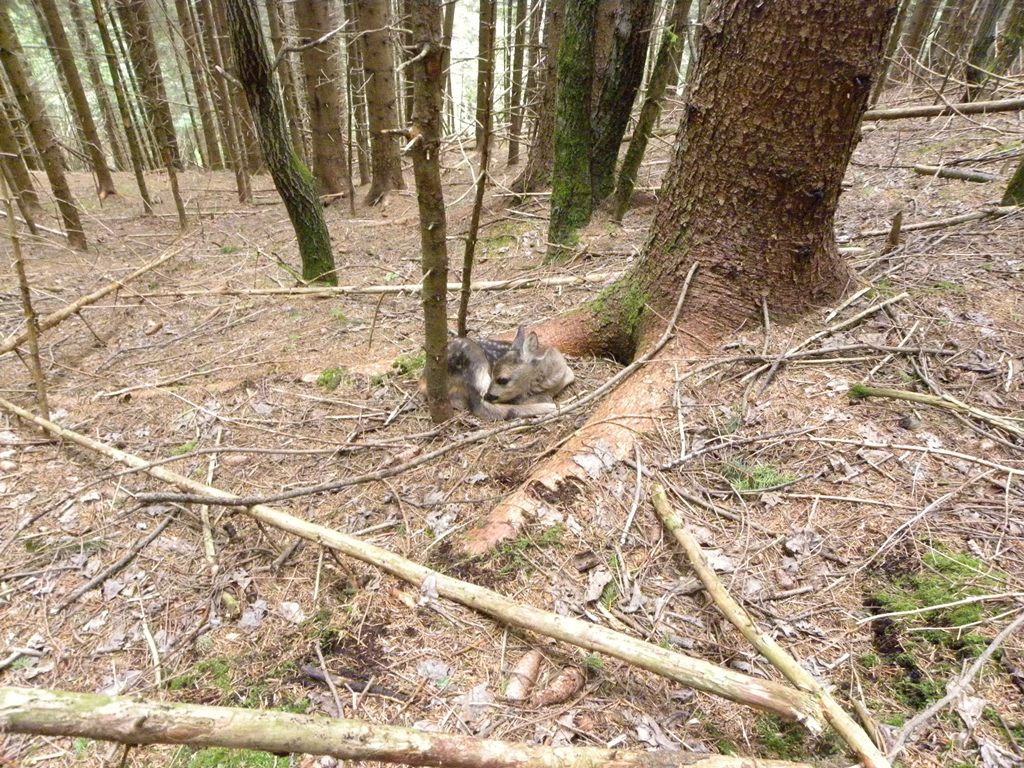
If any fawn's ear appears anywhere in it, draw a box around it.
[511,325,528,352]
[524,332,542,358]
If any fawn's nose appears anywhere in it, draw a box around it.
[484,392,498,402]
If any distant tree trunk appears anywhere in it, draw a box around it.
[507,0,527,165]
[963,0,1008,100]
[991,0,1024,76]
[36,0,118,198]
[871,0,913,104]
[547,0,597,258]
[399,0,415,123]
[902,0,942,70]
[0,81,40,171]
[589,0,656,205]
[591,0,619,110]
[475,0,496,147]
[174,0,224,170]
[67,0,128,172]
[265,0,307,162]
[109,4,160,170]
[937,0,980,68]
[115,0,187,228]
[342,0,372,185]
[88,0,152,211]
[511,1,563,195]
[0,7,86,249]
[1003,153,1024,204]
[612,0,690,221]
[355,0,405,204]
[158,0,205,166]
[522,0,543,128]
[294,0,349,202]
[0,104,40,213]
[407,0,451,424]
[195,0,251,201]
[211,0,262,173]
[226,0,337,284]
[440,0,456,133]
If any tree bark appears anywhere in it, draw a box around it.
[964,0,1009,100]
[612,0,690,221]
[67,0,128,172]
[173,0,224,169]
[902,0,942,69]
[0,102,40,213]
[511,1,563,195]
[475,0,496,147]
[294,0,349,202]
[591,0,620,110]
[108,0,160,170]
[355,0,405,204]
[507,0,528,165]
[1003,152,1024,204]
[115,0,187,228]
[468,0,896,553]
[0,6,87,249]
[226,0,337,285]
[440,0,456,133]
[213,0,263,173]
[343,0,372,185]
[991,0,1024,76]
[871,0,913,104]
[36,0,118,198]
[547,0,597,257]
[408,0,452,423]
[937,0,981,68]
[265,0,307,162]
[590,0,656,205]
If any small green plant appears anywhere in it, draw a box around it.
[167,657,234,696]
[583,654,604,671]
[494,524,565,576]
[600,581,618,610]
[172,438,199,456]
[391,350,426,377]
[755,716,806,760]
[173,747,283,768]
[72,737,92,760]
[316,367,351,392]
[723,460,794,492]
[220,245,241,255]
[331,308,349,324]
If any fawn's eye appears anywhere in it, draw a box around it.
[495,377,511,386]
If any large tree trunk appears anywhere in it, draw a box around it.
[173,0,224,170]
[67,0,128,172]
[612,0,691,221]
[407,0,451,423]
[547,0,597,256]
[294,0,349,202]
[115,0,187,228]
[355,0,405,204]
[265,0,307,162]
[591,0,620,110]
[466,0,896,554]
[226,0,337,285]
[991,0,1024,77]
[589,0,656,205]
[0,7,87,249]
[936,0,982,69]
[964,0,1009,100]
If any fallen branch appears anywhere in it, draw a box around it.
[911,164,998,183]
[857,206,1019,237]
[131,270,623,299]
[0,687,814,768]
[863,96,1024,120]
[849,383,1024,440]
[0,395,824,728]
[652,487,891,768]
[0,244,185,357]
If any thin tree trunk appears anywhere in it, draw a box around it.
[343,0,372,185]
[591,0,619,110]
[212,0,262,173]
[937,0,980,68]
[964,0,1008,100]
[174,0,224,169]
[871,0,914,104]
[67,0,128,172]
[507,0,527,165]
[408,0,451,423]
[265,0,307,162]
[156,0,204,166]
[991,0,1024,76]
[0,103,40,213]
[226,0,337,284]
[440,0,456,134]
[195,0,251,201]
[0,7,87,249]
[475,0,496,147]
[294,0,349,201]
[0,81,41,171]
[612,0,690,221]
[36,0,118,198]
[400,0,415,124]
[511,0,563,194]
[902,0,942,72]
[522,0,543,133]
[109,0,161,169]
[115,0,187,227]
[1003,152,1024,204]
[88,0,152,211]
[589,0,656,205]
[355,0,405,204]
[547,0,597,257]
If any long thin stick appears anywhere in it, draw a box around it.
[0,686,814,768]
[651,486,891,768]
[0,395,824,728]
[862,95,1024,120]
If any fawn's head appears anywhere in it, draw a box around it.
[485,326,544,403]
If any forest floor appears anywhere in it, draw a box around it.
[1,99,1023,768]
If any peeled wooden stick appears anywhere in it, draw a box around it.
[0,243,185,357]
[862,96,1024,120]
[0,396,824,729]
[0,686,814,768]
[911,164,998,183]
[651,487,891,768]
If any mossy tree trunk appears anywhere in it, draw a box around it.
[355,0,405,204]
[173,0,224,170]
[991,0,1024,77]
[589,0,656,205]
[225,0,337,285]
[294,0,349,202]
[546,0,597,258]
[0,6,87,249]
[1003,153,1024,204]
[510,0,563,195]
[88,0,153,212]
[407,0,452,423]
[612,0,691,221]
[963,0,1009,101]
[115,0,187,228]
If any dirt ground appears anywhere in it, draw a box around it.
[1,98,1023,768]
